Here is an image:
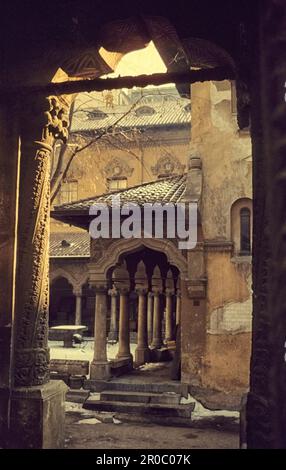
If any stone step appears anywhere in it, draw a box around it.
[66,389,90,404]
[83,397,195,418]
[85,379,188,396]
[100,390,181,405]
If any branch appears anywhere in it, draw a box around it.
[50,97,145,203]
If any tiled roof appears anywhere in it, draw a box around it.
[51,174,187,229]
[50,232,90,258]
[54,174,186,212]
[70,100,191,133]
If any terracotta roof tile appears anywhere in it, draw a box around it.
[53,174,187,213]
[50,232,90,258]
[71,100,191,133]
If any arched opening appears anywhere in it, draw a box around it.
[49,276,76,326]
[240,207,251,255]
[231,198,253,256]
[104,244,181,382]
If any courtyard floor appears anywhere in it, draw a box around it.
[50,339,240,449]
[64,403,239,449]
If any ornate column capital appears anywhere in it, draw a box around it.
[165,288,175,297]
[108,287,118,297]
[112,261,130,294]
[135,286,148,294]
[73,286,82,297]
[151,265,163,295]
[93,283,108,294]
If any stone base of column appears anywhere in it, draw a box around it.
[90,361,111,380]
[150,339,163,350]
[9,380,67,449]
[108,331,118,342]
[135,347,150,367]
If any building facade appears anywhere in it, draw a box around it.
[52,79,252,396]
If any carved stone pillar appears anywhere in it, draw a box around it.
[246,1,286,448]
[147,292,154,345]
[134,261,150,366]
[90,282,110,380]
[151,266,163,349]
[113,263,132,362]
[73,287,82,326]
[108,287,119,342]
[165,269,175,342]
[9,96,69,449]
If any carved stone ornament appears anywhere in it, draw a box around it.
[14,96,69,387]
[151,155,185,177]
[102,157,134,179]
[42,96,69,146]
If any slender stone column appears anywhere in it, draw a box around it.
[108,287,119,342]
[90,283,110,380]
[74,287,82,325]
[165,269,175,342]
[165,292,174,341]
[117,288,132,360]
[113,263,132,362]
[176,289,182,326]
[152,290,163,348]
[134,261,150,366]
[147,292,154,345]
[9,96,69,449]
[151,266,163,349]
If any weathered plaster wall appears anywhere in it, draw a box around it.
[51,126,189,233]
[184,81,252,393]
[191,81,252,241]
[202,331,251,392]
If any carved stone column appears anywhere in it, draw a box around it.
[176,280,181,326]
[134,261,150,366]
[151,266,163,349]
[90,282,110,380]
[147,292,154,345]
[113,263,132,363]
[108,287,119,342]
[9,96,69,449]
[74,287,82,326]
[165,269,175,342]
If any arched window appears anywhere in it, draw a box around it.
[240,207,251,254]
[230,198,252,256]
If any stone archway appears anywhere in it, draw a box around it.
[89,237,188,282]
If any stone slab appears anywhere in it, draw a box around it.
[50,359,89,376]
[66,389,90,404]
[100,390,181,405]
[83,398,195,418]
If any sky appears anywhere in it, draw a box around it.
[102,41,167,77]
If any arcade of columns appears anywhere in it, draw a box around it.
[90,260,181,380]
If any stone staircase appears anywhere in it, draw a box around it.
[83,381,195,423]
